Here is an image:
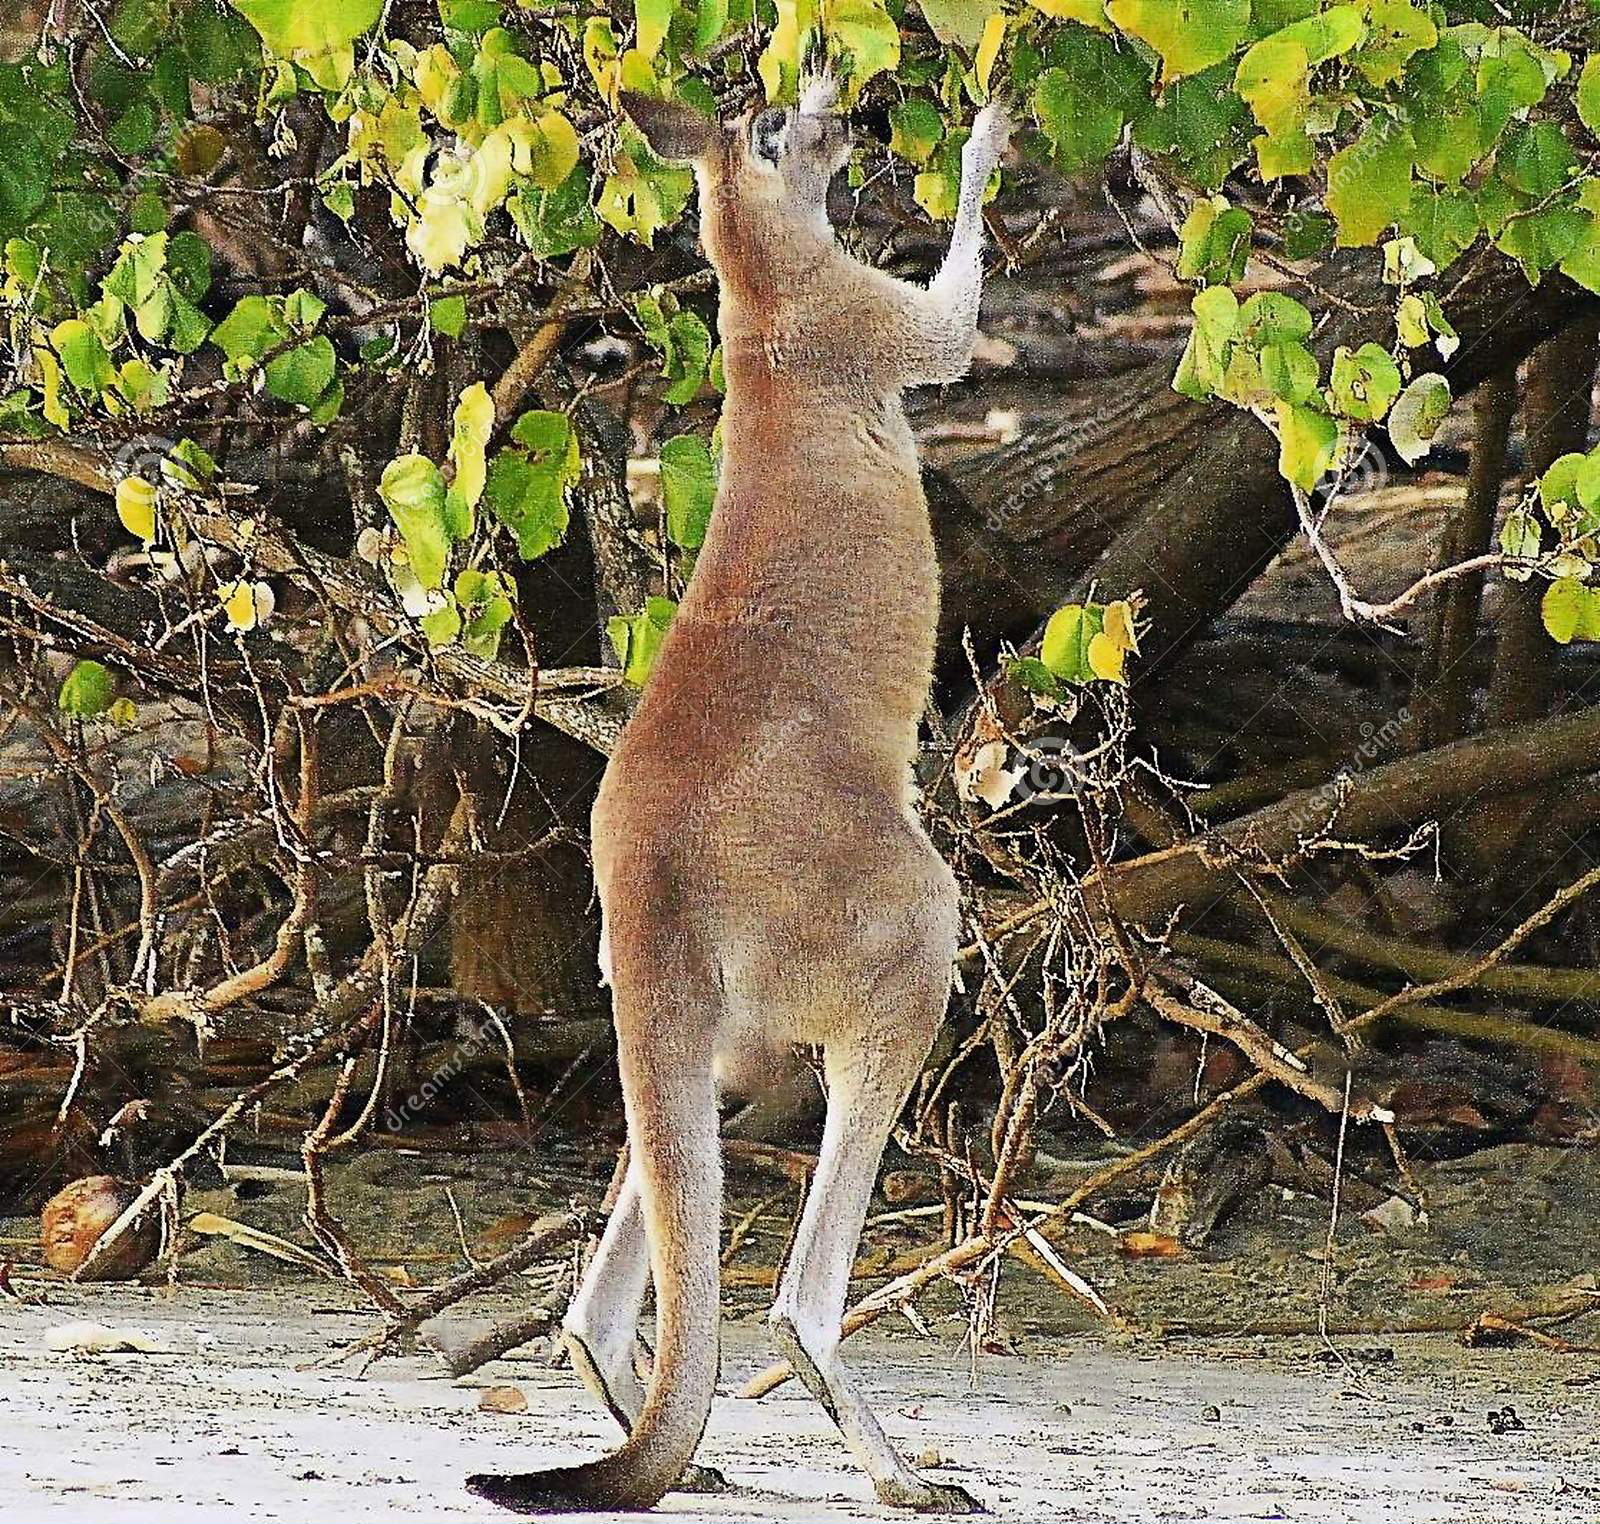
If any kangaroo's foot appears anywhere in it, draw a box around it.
[569,1330,727,1494]
[873,1474,984,1514]
[770,1311,985,1514]
[676,1462,730,1493]
[466,1471,587,1515]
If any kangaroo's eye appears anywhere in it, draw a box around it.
[751,107,789,164]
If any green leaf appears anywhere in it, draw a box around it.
[109,98,158,157]
[1498,122,1577,199]
[824,0,900,88]
[608,595,677,685]
[380,453,452,588]
[889,98,943,166]
[426,295,464,338]
[1329,342,1402,423]
[421,599,462,648]
[1409,85,1488,185]
[103,232,167,308]
[1538,577,1600,643]
[1326,121,1414,247]
[691,0,729,52]
[1282,210,1333,259]
[636,0,673,57]
[0,130,49,238]
[441,0,503,31]
[1399,187,1479,270]
[1237,291,1312,347]
[1387,372,1450,465]
[1105,0,1249,84]
[182,5,261,81]
[1175,197,1252,285]
[1235,34,1308,142]
[163,437,216,489]
[1260,341,1318,403]
[165,230,212,301]
[1500,507,1542,567]
[1539,453,1588,516]
[264,335,336,407]
[510,166,603,259]
[52,318,115,392]
[660,433,717,550]
[1274,399,1337,492]
[1579,55,1600,140]
[662,309,711,405]
[166,290,212,353]
[1172,284,1238,400]
[455,567,515,660]
[1351,1,1434,88]
[211,294,288,364]
[597,131,694,247]
[1131,59,1248,190]
[484,409,580,560]
[228,0,384,56]
[59,658,115,716]
[917,0,990,48]
[1273,6,1364,63]
[1040,602,1108,684]
[1497,201,1588,282]
[130,189,167,235]
[1033,27,1147,179]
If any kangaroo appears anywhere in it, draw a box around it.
[467,75,1009,1515]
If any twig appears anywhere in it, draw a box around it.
[325,1210,587,1365]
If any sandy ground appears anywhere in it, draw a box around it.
[3,1286,1600,1523]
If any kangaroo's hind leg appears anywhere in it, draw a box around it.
[562,1160,729,1493]
[563,1167,650,1428]
[767,939,978,1513]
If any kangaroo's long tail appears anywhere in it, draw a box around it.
[468,986,722,1514]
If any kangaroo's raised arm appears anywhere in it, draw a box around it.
[874,104,1011,386]
[469,75,1007,1519]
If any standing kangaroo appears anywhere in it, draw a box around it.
[468,76,1009,1516]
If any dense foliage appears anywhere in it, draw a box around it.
[3,1,1597,702]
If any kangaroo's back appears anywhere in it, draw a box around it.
[469,75,1009,1517]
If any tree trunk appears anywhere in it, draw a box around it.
[934,254,1599,686]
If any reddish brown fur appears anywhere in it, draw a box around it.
[469,85,1007,1517]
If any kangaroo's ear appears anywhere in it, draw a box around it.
[621,91,717,163]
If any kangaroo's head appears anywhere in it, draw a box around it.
[621,77,850,295]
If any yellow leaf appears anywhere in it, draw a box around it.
[760,0,818,100]
[583,18,621,106]
[34,346,66,429]
[412,45,462,119]
[1102,597,1139,655]
[619,48,657,94]
[449,382,495,510]
[116,476,158,543]
[635,0,672,58]
[407,186,477,273]
[976,10,1007,96]
[506,111,581,190]
[219,580,258,632]
[469,127,517,218]
[1086,630,1126,682]
[1025,0,1107,24]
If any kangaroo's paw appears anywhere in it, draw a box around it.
[875,1475,986,1514]
[467,1472,589,1516]
[675,1462,730,1494]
